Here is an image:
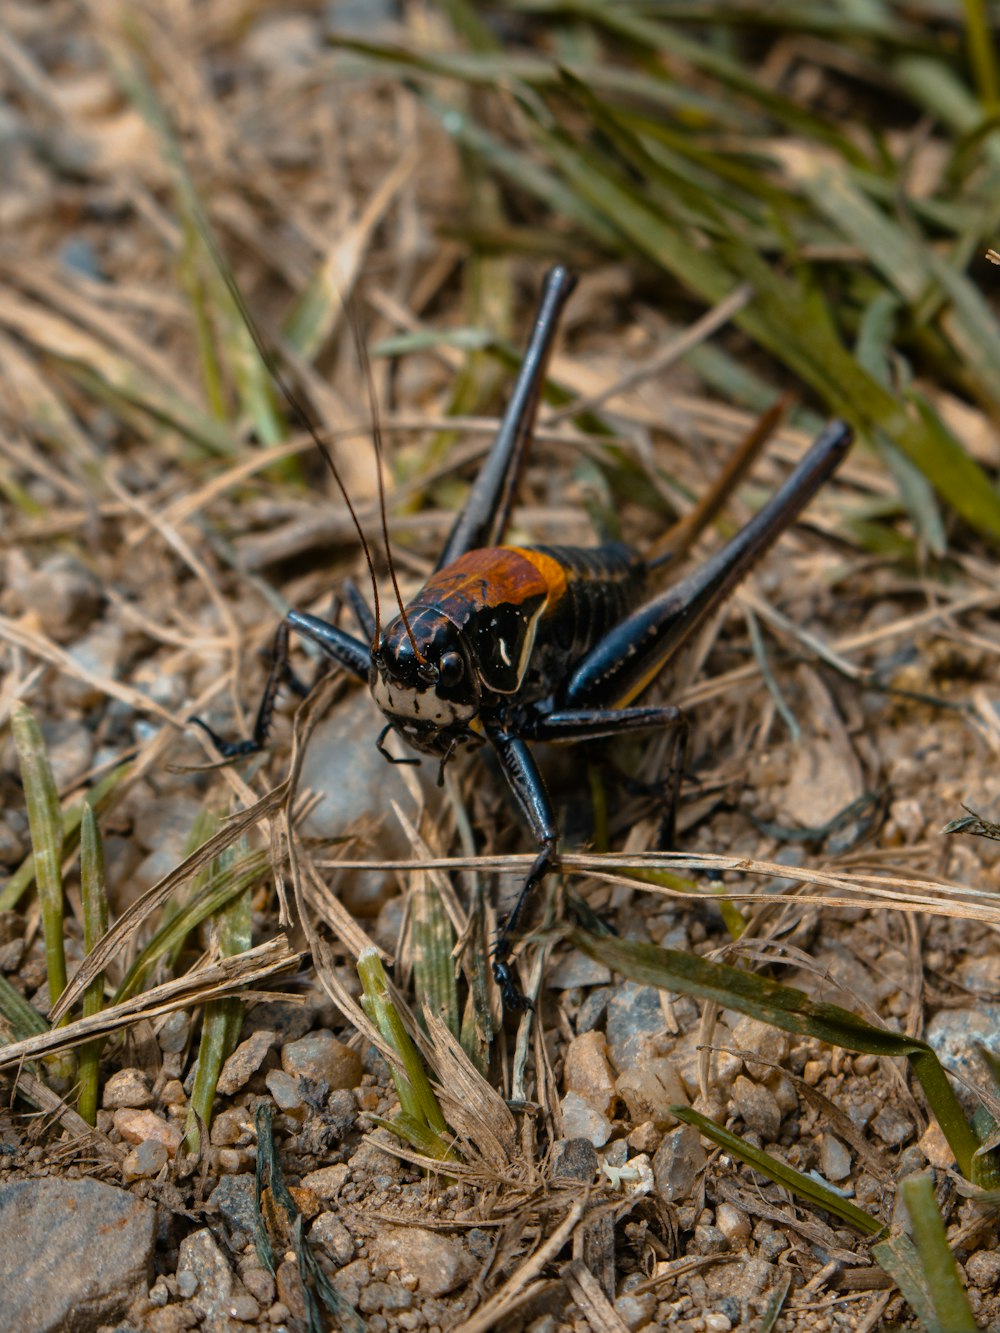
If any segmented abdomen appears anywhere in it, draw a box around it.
[517,542,646,663]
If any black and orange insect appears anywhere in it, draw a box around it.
[196,267,851,1009]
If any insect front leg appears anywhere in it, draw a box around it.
[192,611,371,758]
[483,725,559,1011]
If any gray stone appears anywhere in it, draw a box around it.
[0,1178,154,1331]
[605,983,664,1070]
[547,951,612,990]
[926,1005,1000,1109]
[819,1133,852,1182]
[210,1173,257,1251]
[359,1280,414,1312]
[559,1091,612,1147]
[157,1009,191,1054]
[369,1227,474,1296]
[310,1211,355,1266]
[871,1106,913,1148]
[298,694,439,916]
[265,1067,304,1111]
[38,720,94,790]
[652,1124,706,1203]
[616,1057,686,1127]
[177,1226,257,1323]
[121,1138,168,1181]
[730,1075,782,1141]
[550,1137,599,1183]
[615,1291,656,1330]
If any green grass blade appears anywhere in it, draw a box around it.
[357,949,451,1142]
[78,805,110,1126]
[898,1174,979,1333]
[0,763,131,913]
[185,841,254,1152]
[411,881,460,1038]
[569,927,984,1180]
[672,1106,883,1235]
[11,702,67,1009]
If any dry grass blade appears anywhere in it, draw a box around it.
[562,1260,630,1333]
[50,780,288,1023]
[452,1197,588,1333]
[0,937,301,1070]
[423,1011,518,1169]
[323,847,1000,926]
[7,1069,124,1165]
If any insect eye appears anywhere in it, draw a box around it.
[438,651,464,687]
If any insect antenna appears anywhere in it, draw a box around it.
[203,235,384,647]
[346,312,427,666]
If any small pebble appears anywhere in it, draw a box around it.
[38,720,94,790]
[918,1121,954,1169]
[732,1016,789,1077]
[966,1250,1000,1288]
[311,1212,355,1266]
[210,1106,251,1147]
[301,1163,350,1202]
[559,1091,612,1147]
[705,1313,733,1332]
[715,1202,750,1245]
[652,1125,706,1203]
[121,1139,168,1181]
[160,1079,187,1106]
[871,1106,913,1148]
[210,1174,257,1250]
[562,1030,616,1114]
[616,1057,686,1127]
[369,1228,474,1297]
[158,1011,191,1055]
[614,1292,656,1331]
[213,1147,245,1174]
[626,1121,660,1155]
[149,1277,170,1307]
[819,1133,852,1182]
[551,1137,599,1183]
[103,1067,154,1110]
[692,1223,728,1255]
[176,1269,198,1299]
[241,1266,276,1306]
[178,1227,257,1323]
[112,1108,182,1157]
[605,983,665,1070]
[730,1075,782,1141]
[802,1059,826,1086]
[217,1028,276,1095]
[282,1029,363,1089]
[265,1068,305,1111]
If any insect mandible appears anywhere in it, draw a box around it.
[195,266,851,1010]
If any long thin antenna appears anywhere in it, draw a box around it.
[347,312,426,665]
[201,230,383,644]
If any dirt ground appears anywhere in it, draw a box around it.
[5,5,1000,1332]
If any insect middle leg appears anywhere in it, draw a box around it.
[487,705,688,1008]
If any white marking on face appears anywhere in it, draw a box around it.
[370,674,475,727]
[498,638,511,667]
